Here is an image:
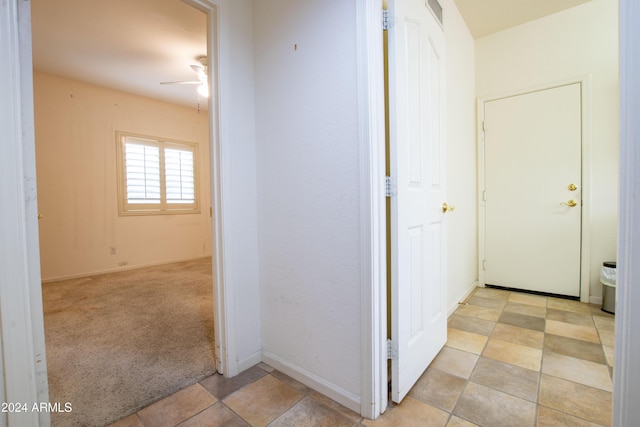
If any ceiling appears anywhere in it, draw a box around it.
[31,0,207,108]
[453,0,592,39]
[31,0,592,108]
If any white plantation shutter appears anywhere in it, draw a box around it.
[164,147,195,204]
[117,133,199,215]
[125,142,161,204]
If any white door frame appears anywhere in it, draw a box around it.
[614,0,640,423]
[183,0,237,378]
[477,77,592,303]
[356,0,388,419]
[0,1,50,425]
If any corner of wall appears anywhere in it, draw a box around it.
[262,351,361,414]
[448,281,478,317]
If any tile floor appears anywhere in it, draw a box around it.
[107,287,615,427]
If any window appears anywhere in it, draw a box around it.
[116,132,199,215]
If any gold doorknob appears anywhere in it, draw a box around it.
[442,202,455,213]
[38,213,43,220]
[568,183,578,191]
[560,200,577,207]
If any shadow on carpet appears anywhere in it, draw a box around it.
[42,258,216,427]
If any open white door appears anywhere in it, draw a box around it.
[387,0,447,403]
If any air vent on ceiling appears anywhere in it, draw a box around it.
[427,0,443,25]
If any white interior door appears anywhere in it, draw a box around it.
[483,83,582,297]
[388,0,447,403]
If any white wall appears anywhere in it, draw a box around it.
[443,0,478,313]
[475,0,619,301]
[253,0,362,409]
[34,72,212,281]
[217,0,263,371]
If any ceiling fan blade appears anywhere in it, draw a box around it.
[161,58,208,88]
[160,80,201,85]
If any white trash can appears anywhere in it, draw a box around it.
[600,261,616,314]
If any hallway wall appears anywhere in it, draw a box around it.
[253,0,362,409]
[443,0,478,313]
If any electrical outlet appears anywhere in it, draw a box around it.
[110,246,117,255]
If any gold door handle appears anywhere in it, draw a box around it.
[560,200,577,207]
[568,183,578,191]
[442,202,455,213]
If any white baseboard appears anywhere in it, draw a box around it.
[262,351,361,414]
[237,351,262,373]
[41,255,212,283]
[448,281,479,317]
[590,296,603,305]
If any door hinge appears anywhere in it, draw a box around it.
[385,176,397,197]
[483,190,487,201]
[483,259,487,270]
[482,121,486,131]
[387,339,397,360]
[383,9,394,30]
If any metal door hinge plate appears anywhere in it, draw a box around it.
[387,339,397,360]
[385,176,397,197]
[383,9,394,30]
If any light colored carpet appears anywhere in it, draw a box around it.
[42,257,216,427]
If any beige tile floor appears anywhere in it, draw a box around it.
[107,287,615,427]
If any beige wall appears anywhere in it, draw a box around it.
[254,0,362,403]
[443,0,478,312]
[475,0,619,301]
[34,72,212,281]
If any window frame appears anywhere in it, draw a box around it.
[116,131,200,216]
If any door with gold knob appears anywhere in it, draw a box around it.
[482,83,582,297]
[388,0,447,404]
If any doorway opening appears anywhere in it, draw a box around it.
[30,0,220,424]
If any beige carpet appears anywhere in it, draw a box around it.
[42,258,216,427]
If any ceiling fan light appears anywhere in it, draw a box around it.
[197,82,209,98]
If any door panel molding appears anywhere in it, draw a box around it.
[478,76,592,302]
